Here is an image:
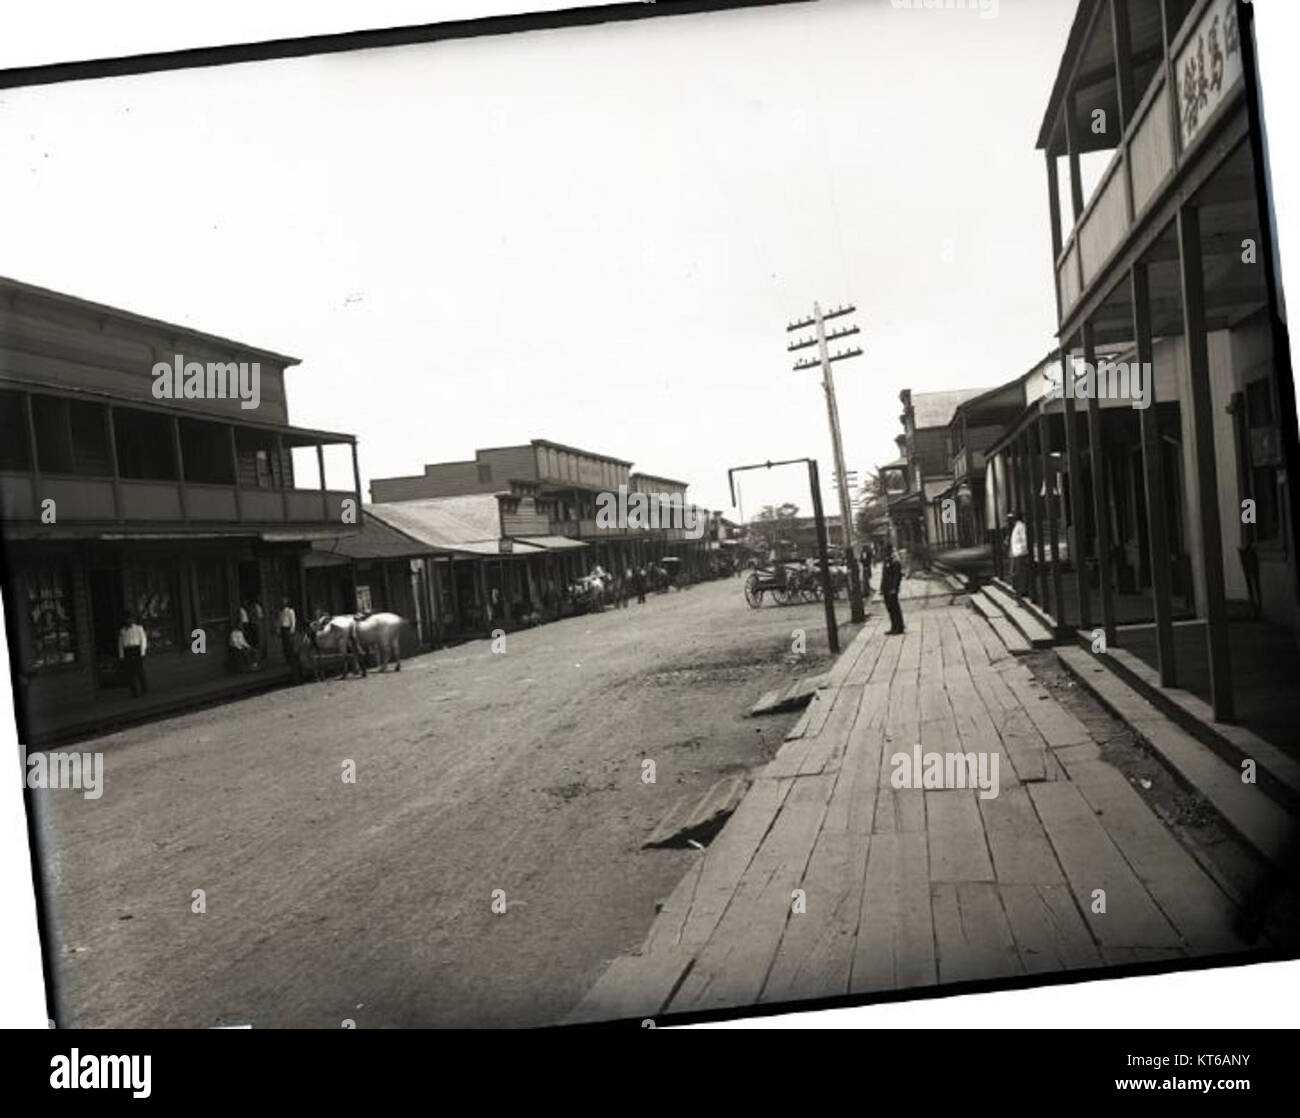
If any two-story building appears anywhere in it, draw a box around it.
[0,277,360,742]
[992,0,1295,724]
[369,440,713,584]
[882,387,989,554]
[935,379,1029,552]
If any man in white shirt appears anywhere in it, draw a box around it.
[1008,511,1029,596]
[278,598,300,683]
[117,614,148,697]
[229,624,255,670]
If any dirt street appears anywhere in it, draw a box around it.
[35,577,858,1028]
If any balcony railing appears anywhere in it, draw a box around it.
[0,383,359,532]
[1053,0,1243,323]
[0,470,356,528]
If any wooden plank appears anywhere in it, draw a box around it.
[760,829,868,1004]
[750,673,829,716]
[1028,781,1182,949]
[821,682,888,839]
[969,593,1004,622]
[843,618,888,686]
[766,683,862,779]
[896,627,923,674]
[927,789,995,883]
[874,740,926,835]
[1056,646,1298,868]
[868,619,905,683]
[1062,757,1245,954]
[999,883,1102,973]
[952,608,1003,670]
[989,616,1032,656]
[849,832,937,994]
[980,785,1064,884]
[677,776,791,947]
[798,688,834,739]
[641,859,703,955]
[1001,667,1094,748]
[668,772,835,1013]
[564,947,694,1024]
[825,623,875,689]
[1102,946,1188,967]
[642,793,695,849]
[983,583,1055,645]
[998,706,1055,785]
[794,683,864,777]
[931,882,1023,984]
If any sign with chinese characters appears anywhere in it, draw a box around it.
[1175,0,1243,150]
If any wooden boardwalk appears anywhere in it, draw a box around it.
[567,578,1260,1023]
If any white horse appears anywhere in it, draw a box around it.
[307,614,367,680]
[354,612,406,672]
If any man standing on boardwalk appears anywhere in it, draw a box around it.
[881,541,904,635]
[859,541,874,599]
[1008,510,1029,597]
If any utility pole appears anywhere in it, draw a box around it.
[788,302,865,623]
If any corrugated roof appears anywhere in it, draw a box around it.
[368,494,503,551]
[313,511,432,561]
[911,388,992,430]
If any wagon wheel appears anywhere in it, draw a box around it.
[801,580,822,603]
[744,573,763,609]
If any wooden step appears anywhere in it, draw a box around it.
[988,615,1032,655]
[1056,646,1297,868]
[968,593,1003,622]
[981,585,1055,647]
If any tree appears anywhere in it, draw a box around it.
[854,470,891,543]
[748,503,799,557]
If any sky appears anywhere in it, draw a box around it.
[0,0,1079,517]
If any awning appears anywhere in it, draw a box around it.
[303,550,352,569]
[450,539,546,556]
[516,536,589,551]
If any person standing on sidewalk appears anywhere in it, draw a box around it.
[859,541,874,599]
[881,541,905,635]
[117,614,149,697]
[1008,511,1029,596]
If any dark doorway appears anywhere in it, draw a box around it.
[87,567,123,689]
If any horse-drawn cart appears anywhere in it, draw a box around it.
[742,563,823,608]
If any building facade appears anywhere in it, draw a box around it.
[0,278,360,742]
[986,0,1296,722]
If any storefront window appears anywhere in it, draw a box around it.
[124,564,180,652]
[25,567,77,670]
[194,558,230,629]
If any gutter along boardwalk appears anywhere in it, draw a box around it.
[567,579,1266,1024]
